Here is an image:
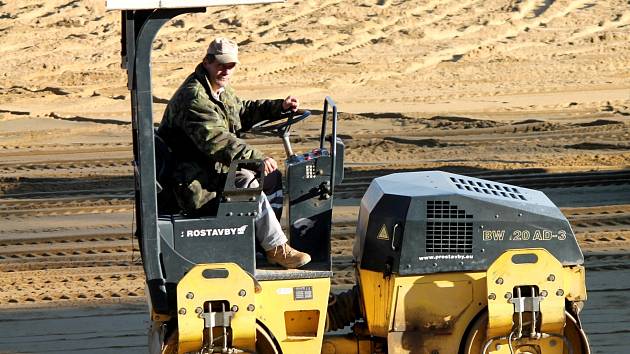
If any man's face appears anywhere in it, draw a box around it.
[204,59,237,89]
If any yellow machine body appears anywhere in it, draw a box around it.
[353,248,587,354]
[483,248,587,354]
[257,277,330,353]
[321,335,375,354]
[169,252,587,354]
[173,263,330,353]
[358,268,487,354]
[175,263,257,354]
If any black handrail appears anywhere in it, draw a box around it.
[321,96,338,195]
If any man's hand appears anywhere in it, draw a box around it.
[282,96,299,112]
[263,157,278,175]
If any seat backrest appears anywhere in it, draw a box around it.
[154,131,175,190]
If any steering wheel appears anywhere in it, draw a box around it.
[250,110,311,135]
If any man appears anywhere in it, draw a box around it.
[156,37,310,269]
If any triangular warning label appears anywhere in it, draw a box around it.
[376,224,389,240]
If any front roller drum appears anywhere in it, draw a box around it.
[472,248,589,354]
[463,310,590,354]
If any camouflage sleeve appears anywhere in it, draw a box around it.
[180,99,265,164]
[237,97,287,131]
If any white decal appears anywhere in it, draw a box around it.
[418,254,474,261]
[276,288,291,295]
[509,229,568,241]
[482,230,505,241]
[180,225,249,238]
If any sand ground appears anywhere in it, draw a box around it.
[0,0,629,352]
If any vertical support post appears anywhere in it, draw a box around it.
[126,7,205,314]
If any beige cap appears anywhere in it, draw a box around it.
[207,37,239,64]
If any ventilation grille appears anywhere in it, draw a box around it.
[450,177,526,201]
[427,200,473,219]
[426,201,473,254]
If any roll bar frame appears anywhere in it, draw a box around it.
[122,7,205,313]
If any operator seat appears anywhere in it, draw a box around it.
[149,132,260,314]
[154,132,180,215]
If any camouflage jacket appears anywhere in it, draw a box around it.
[157,64,285,212]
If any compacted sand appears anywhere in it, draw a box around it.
[0,0,629,352]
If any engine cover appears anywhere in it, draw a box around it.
[353,171,583,275]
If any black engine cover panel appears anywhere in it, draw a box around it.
[355,171,583,275]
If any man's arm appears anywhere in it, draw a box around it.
[238,97,285,131]
[238,95,300,173]
[238,95,300,131]
[181,100,265,165]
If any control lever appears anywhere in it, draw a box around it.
[281,129,295,158]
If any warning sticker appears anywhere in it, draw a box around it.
[376,224,389,240]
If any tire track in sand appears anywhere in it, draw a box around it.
[249,0,479,78]
[399,0,590,76]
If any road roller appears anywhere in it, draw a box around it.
[107,1,591,353]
